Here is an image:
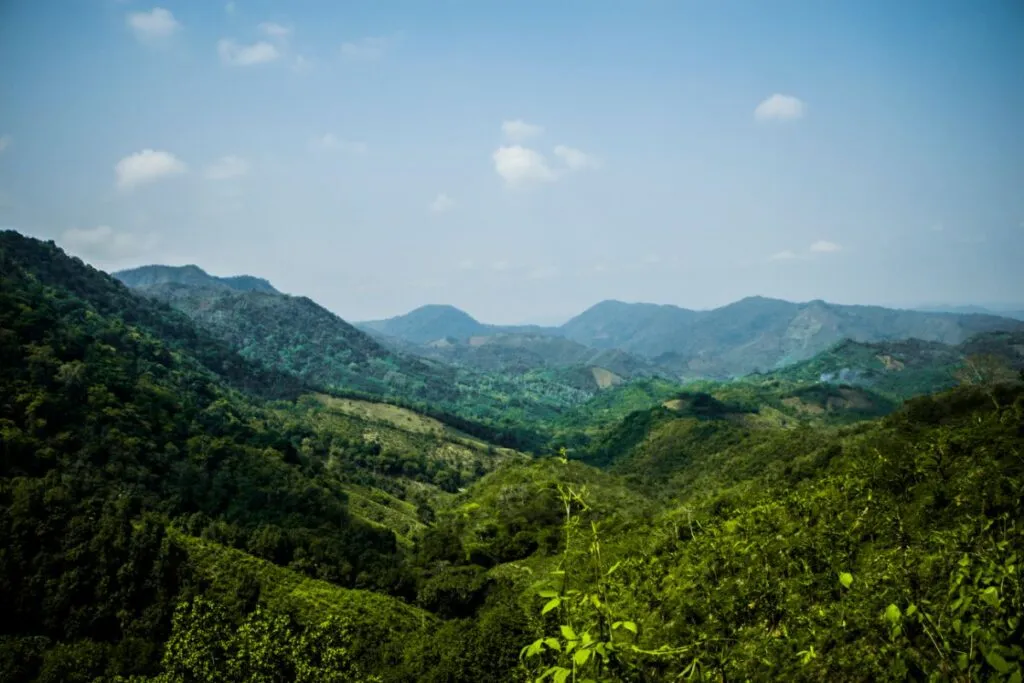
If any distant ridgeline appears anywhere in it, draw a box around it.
[360,297,1024,379]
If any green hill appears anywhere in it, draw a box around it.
[770,331,1024,400]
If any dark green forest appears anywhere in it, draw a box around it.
[2,231,1023,682]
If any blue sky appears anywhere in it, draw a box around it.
[1,0,1021,323]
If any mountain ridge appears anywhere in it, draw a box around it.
[115,263,279,294]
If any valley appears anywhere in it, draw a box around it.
[2,231,1023,682]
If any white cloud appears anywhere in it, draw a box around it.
[769,250,799,261]
[429,193,455,213]
[0,135,11,154]
[61,226,158,262]
[340,35,398,60]
[292,54,313,72]
[492,145,558,186]
[259,22,291,39]
[501,119,543,142]
[115,149,186,190]
[491,260,510,271]
[554,144,601,170]
[218,39,280,66]
[312,133,367,154]
[204,155,249,180]
[127,8,180,42]
[225,2,236,14]
[754,94,806,122]
[809,240,841,253]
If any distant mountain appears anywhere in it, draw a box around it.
[115,264,279,294]
[559,299,701,351]
[562,296,1024,377]
[132,282,450,401]
[359,304,562,345]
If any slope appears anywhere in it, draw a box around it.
[770,331,1024,400]
[0,231,304,400]
[122,280,618,450]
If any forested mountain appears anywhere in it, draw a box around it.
[116,269,603,450]
[563,296,1024,377]
[3,230,1023,682]
[115,264,279,294]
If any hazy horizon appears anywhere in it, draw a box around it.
[2,1,1022,324]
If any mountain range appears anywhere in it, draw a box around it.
[4,230,1024,681]
[363,297,1024,378]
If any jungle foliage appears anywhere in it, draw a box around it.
[2,231,1023,681]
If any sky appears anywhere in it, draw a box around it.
[1,1,1022,324]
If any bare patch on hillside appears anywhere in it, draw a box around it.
[591,366,624,389]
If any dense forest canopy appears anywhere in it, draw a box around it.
[2,231,1022,682]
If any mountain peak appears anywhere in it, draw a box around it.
[115,264,279,294]
[359,304,485,343]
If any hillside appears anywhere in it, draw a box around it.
[116,263,279,294]
[418,383,1024,681]
[391,331,670,386]
[770,331,1024,400]
[119,281,607,451]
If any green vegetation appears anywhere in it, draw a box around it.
[3,230,1023,681]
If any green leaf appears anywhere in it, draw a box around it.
[541,598,561,615]
[553,667,571,683]
[544,638,561,652]
[1009,670,1022,683]
[905,604,917,617]
[560,624,578,641]
[622,621,638,634]
[538,590,559,599]
[574,649,592,667]
[524,639,544,659]
[885,604,901,622]
[986,651,1012,674]
[838,572,853,589]
[980,586,1001,609]
[606,561,622,576]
